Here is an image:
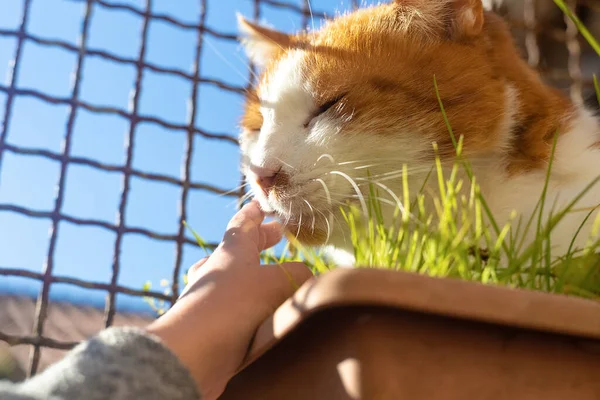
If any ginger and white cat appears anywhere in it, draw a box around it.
[237,0,600,265]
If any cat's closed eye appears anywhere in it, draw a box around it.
[304,95,346,128]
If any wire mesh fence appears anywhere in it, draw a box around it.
[495,0,600,108]
[0,0,597,378]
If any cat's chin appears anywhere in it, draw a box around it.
[283,220,330,247]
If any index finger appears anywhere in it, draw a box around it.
[219,200,268,253]
[226,200,265,233]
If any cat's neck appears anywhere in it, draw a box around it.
[477,104,600,255]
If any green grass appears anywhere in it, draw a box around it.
[284,133,600,300]
[554,0,600,56]
[145,2,600,312]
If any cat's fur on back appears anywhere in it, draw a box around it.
[237,0,600,264]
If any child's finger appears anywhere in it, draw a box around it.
[259,221,284,251]
[226,200,264,234]
[220,201,265,251]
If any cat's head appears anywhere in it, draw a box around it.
[236,0,559,247]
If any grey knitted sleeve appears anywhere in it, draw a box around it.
[0,327,201,400]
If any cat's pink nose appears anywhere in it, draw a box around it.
[249,164,281,192]
[258,173,277,192]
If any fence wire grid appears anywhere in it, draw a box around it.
[0,0,597,378]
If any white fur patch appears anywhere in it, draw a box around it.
[323,245,356,268]
[251,50,314,171]
[484,106,600,256]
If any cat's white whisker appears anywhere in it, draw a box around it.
[314,178,332,207]
[303,199,317,233]
[350,195,396,207]
[315,153,335,167]
[306,0,316,34]
[337,157,412,166]
[284,202,293,227]
[323,210,332,244]
[360,167,434,183]
[204,37,253,88]
[356,179,407,217]
[218,182,250,197]
[352,163,382,170]
[275,157,296,171]
[233,50,261,82]
[228,187,254,208]
[328,170,369,222]
[295,211,303,240]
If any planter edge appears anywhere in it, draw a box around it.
[240,268,600,371]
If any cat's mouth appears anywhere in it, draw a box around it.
[253,191,335,246]
[246,171,357,246]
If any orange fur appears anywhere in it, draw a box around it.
[241,89,263,132]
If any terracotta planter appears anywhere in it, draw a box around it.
[219,268,600,400]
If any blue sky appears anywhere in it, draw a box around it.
[0,0,371,313]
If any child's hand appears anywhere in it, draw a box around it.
[147,200,313,400]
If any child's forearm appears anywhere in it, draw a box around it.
[0,327,201,400]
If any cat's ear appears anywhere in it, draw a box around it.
[447,0,485,38]
[392,0,484,39]
[237,14,292,67]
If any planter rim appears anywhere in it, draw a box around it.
[241,268,600,371]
